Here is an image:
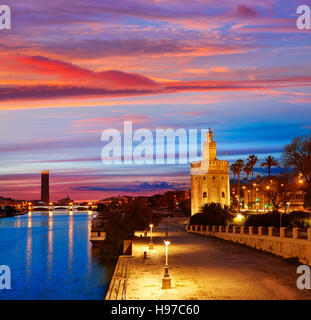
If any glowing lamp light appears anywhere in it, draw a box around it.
[299,180,304,184]
[266,186,270,190]
[149,224,154,249]
[164,240,170,266]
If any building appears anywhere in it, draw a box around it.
[236,179,306,212]
[57,195,73,206]
[190,129,230,215]
[41,170,49,204]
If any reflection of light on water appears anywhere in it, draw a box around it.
[68,215,73,270]
[28,214,32,229]
[49,211,53,216]
[28,212,32,217]
[26,214,32,276]
[47,214,53,277]
[15,216,21,228]
[3,211,109,300]
[88,210,92,215]
[87,214,93,273]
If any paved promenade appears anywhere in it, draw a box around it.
[111,219,311,300]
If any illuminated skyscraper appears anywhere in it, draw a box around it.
[41,170,49,204]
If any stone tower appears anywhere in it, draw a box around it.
[190,129,230,215]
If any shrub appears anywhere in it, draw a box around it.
[244,211,311,228]
[190,203,233,226]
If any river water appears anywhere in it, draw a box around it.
[0,211,113,300]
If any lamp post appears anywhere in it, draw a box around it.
[266,185,270,212]
[149,224,154,250]
[162,240,171,289]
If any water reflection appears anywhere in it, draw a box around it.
[26,214,32,277]
[47,214,53,277]
[68,214,73,271]
[0,211,112,300]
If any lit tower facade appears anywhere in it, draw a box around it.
[190,129,230,215]
[41,170,49,204]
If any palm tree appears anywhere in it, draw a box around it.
[247,155,258,210]
[233,159,244,208]
[243,161,252,181]
[230,163,238,184]
[260,155,279,178]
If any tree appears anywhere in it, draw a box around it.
[247,155,258,210]
[283,135,311,184]
[125,198,154,232]
[261,155,279,178]
[230,163,238,185]
[179,198,191,216]
[243,161,252,181]
[262,174,295,212]
[233,159,244,206]
[190,203,233,226]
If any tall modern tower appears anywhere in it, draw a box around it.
[41,170,49,204]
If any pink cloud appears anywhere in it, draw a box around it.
[235,4,261,18]
[16,56,160,90]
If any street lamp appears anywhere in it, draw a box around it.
[149,224,154,250]
[162,240,171,289]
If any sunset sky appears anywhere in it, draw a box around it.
[1,0,311,201]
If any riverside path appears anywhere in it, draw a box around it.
[108,218,311,300]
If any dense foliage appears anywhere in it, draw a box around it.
[179,198,191,217]
[244,211,311,228]
[0,205,16,217]
[190,203,233,226]
[97,198,160,262]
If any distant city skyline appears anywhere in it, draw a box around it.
[1,0,311,201]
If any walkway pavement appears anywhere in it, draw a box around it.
[124,219,311,300]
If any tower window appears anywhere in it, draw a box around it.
[213,176,215,180]
[203,192,207,198]
[203,177,206,180]
[222,192,225,198]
